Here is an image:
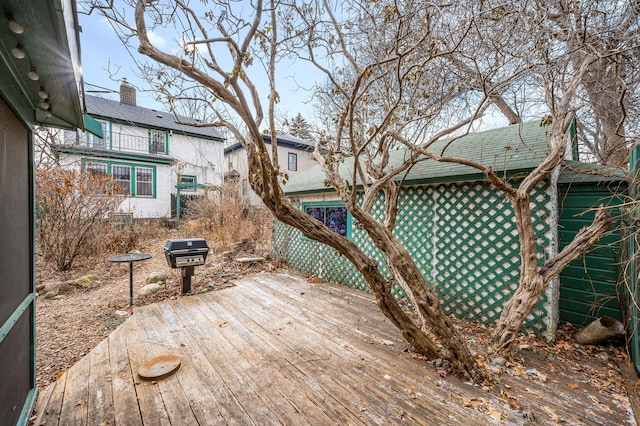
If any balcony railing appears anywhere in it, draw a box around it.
[62,130,168,156]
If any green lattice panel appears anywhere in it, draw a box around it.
[274,179,555,333]
[352,193,407,297]
[272,215,367,289]
[395,187,436,281]
[430,181,552,333]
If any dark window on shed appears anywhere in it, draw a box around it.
[303,201,350,238]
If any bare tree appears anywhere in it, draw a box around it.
[84,0,628,378]
[290,0,616,353]
[454,0,640,166]
[86,0,486,380]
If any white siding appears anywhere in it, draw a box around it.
[170,132,224,192]
[225,143,316,206]
[52,121,224,218]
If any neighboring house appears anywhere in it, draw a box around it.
[273,121,627,341]
[0,1,89,424]
[224,133,316,206]
[50,83,225,218]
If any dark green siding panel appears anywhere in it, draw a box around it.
[558,185,624,326]
[559,228,621,245]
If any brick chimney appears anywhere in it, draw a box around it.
[120,79,136,106]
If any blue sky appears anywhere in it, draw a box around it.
[77,9,320,126]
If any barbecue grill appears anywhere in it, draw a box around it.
[164,238,209,294]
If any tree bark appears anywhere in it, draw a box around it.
[493,197,613,353]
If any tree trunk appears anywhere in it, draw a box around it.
[493,195,543,353]
[350,207,485,382]
[493,195,613,354]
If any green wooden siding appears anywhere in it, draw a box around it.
[274,180,554,333]
[558,185,625,326]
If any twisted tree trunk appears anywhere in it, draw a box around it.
[493,196,613,353]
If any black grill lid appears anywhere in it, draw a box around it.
[164,238,209,253]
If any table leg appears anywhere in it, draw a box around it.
[129,261,133,306]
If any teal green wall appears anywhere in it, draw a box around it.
[558,184,625,325]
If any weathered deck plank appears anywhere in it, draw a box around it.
[107,318,143,426]
[57,349,91,425]
[168,295,307,425]
[226,276,485,424]
[178,293,355,425]
[87,339,115,425]
[125,326,172,426]
[37,272,635,426]
[37,369,66,425]
[130,306,202,425]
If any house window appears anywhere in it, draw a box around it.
[85,120,108,149]
[303,202,350,238]
[136,167,153,197]
[112,165,131,195]
[85,161,107,177]
[227,155,233,169]
[288,152,298,171]
[82,159,156,197]
[85,162,108,193]
[179,175,196,192]
[179,175,196,185]
[150,130,167,154]
[241,178,248,195]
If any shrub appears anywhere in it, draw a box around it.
[36,167,124,271]
[183,182,271,252]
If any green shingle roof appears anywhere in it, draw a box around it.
[285,121,553,194]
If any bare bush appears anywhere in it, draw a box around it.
[183,183,271,253]
[36,167,125,271]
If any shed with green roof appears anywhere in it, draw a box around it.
[273,121,627,338]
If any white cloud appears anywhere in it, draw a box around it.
[148,31,167,48]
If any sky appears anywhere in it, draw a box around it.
[77,6,320,128]
[75,3,513,137]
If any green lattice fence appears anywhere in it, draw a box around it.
[273,180,555,332]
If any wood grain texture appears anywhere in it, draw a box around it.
[37,273,635,426]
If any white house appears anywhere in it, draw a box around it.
[224,133,316,206]
[51,83,225,218]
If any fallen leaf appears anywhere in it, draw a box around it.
[487,407,502,422]
[568,383,579,389]
[508,399,520,410]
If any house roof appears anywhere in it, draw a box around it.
[0,0,84,130]
[284,121,630,195]
[558,161,627,184]
[284,121,555,194]
[85,95,225,141]
[224,133,314,155]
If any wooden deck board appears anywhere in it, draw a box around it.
[37,272,636,426]
[57,349,91,425]
[108,319,143,426]
[225,276,479,424]
[38,369,66,425]
[87,339,115,425]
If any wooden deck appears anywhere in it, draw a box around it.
[35,273,635,425]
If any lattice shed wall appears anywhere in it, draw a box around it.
[273,180,557,334]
